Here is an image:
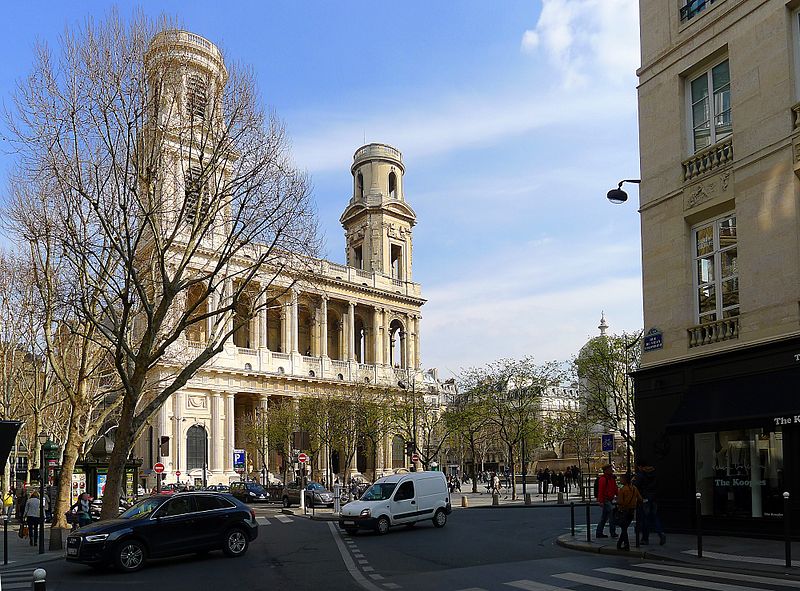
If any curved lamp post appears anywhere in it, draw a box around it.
[607,179,641,205]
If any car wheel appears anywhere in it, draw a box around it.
[222,528,249,557]
[375,516,390,535]
[282,496,291,508]
[115,540,146,572]
[432,509,447,528]
[345,528,358,535]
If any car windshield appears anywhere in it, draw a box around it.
[307,483,325,491]
[120,497,164,520]
[248,485,266,494]
[361,482,397,501]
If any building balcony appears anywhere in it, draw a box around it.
[687,316,739,348]
[682,137,733,182]
[314,261,422,298]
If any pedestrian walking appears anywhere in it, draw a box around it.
[23,491,41,547]
[634,459,666,545]
[491,472,500,495]
[69,493,93,529]
[595,464,618,538]
[3,489,14,519]
[536,469,543,494]
[615,473,642,551]
[14,487,28,524]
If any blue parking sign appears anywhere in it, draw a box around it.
[601,434,614,453]
[233,449,246,471]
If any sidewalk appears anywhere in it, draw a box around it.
[557,529,800,578]
[0,524,65,570]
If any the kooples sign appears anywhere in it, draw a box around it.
[714,478,766,488]
[773,415,800,426]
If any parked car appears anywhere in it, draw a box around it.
[339,471,451,535]
[282,481,335,508]
[66,492,258,572]
[205,484,229,493]
[229,481,270,503]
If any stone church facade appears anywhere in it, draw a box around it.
[134,30,425,489]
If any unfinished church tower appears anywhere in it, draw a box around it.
[340,144,417,282]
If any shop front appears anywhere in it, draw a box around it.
[634,337,800,537]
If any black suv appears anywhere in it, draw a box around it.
[229,482,271,503]
[65,492,258,572]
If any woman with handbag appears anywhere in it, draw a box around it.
[615,473,643,551]
[22,491,41,547]
[69,493,92,529]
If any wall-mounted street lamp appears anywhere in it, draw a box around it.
[606,179,641,205]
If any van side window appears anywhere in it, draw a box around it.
[394,481,414,501]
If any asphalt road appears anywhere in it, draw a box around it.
[4,505,800,591]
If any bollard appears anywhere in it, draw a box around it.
[557,491,564,505]
[3,515,7,565]
[784,492,791,568]
[32,568,46,591]
[524,493,532,506]
[585,501,591,543]
[570,502,575,536]
[461,495,468,508]
[695,493,703,559]
[492,493,499,506]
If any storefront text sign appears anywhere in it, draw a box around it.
[773,415,800,425]
[643,328,663,352]
[714,478,766,487]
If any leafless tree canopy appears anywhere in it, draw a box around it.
[4,10,320,517]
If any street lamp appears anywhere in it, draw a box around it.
[606,179,641,205]
[37,431,47,555]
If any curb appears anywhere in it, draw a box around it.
[0,552,64,571]
[456,502,587,510]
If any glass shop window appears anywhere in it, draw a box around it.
[695,428,784,518]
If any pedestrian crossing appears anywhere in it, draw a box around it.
[455,561,800,591]
[0,567,33,590]
[257,515,294,525]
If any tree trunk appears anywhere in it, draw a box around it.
[508,444,516,501]
[99,402,135,520]
[53,408,88,529]
[469,436,478,493]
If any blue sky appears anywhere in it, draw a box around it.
[0,1,643,376]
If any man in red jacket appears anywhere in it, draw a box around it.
[595,464,619,538]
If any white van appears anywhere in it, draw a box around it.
[338,471,451,535]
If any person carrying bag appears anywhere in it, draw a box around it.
[615,473,643,551]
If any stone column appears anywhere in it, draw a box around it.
[223,279,234,335]
[404,315,411,369]
[320,296,329,358]
[280,301,289,353]
[224,392,235,472]
[347,301,356,361]
[373,307,382,365]
[414,315,421,369]
[291,290,299,354]
[206,288,217,344]
[210,392,222,473]
[384,310,392,366]
[259,395,269,476]
[258,292,267,348]
[173,391,184,474]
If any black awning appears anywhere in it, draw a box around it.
[667,366,800,430]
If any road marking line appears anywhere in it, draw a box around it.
[505,581,572,591]
[363,567,375,572]
[274,515,293,523]
[634,563,800,587]
[328,522,384,591]
[554,572,666,591]
[3,583,31,590]
[358,559,369,564]
[369,574,385,580]
[597,567,768,591]
[258,517,271,525]
[382,584,401,590]
[680,549,800,567]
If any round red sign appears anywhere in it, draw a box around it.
[153,462,165,474]
[411,453,420,463]
[298,453,308,463]
[175,470,181,477]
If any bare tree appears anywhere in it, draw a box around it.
[6,12,319,518]
[573,330,641,460]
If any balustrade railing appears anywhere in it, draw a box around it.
[682,137,733,181]
[237,347,257,356]
[687,316,739,348]
[272,352,291,360]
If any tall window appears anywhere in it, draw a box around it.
[689,59,731,152]
[391,436,405,469]
[693,214,738,324]
[388,171,397,199]
[184,165,210,225]
[186,425,207,471]
[357,172,364,199]
[680,0,718,22]
[186,74,207,120]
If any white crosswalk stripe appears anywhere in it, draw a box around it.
[505,580,572,590]
[1,568,33,590]
[634,563,800,588]
[554,571,673,591]
[274,514,293,523]
[597,567,768,591]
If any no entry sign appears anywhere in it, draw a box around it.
[411,453,420,463]
[298,453,309,463]
[153,462,165,474]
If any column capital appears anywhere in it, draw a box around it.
[373,306,384,314]
[348,300,356,309]
[320,293,330,302]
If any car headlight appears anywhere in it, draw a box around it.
[84,534,109,542]
[249,492,256,496]
[360,508,371,517]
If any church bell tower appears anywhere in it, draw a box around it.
[339,143,417,281]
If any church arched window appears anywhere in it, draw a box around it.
[389,171,397,199]
[186,74,208,120]
[186,424,207,471]
[184,165,210,225]
[357,172,364,199]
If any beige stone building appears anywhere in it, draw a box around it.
[134,31,426,489]
[635,0,800,534]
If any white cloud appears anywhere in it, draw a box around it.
[521,0,640,89]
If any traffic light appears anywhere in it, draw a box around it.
[160,436,170,457]
[405,441,415,457]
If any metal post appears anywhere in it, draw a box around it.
[32,567,46,591]
[3,514,8,565]
[586,501,592,543]
[521,437,527,497]
[39,447,45,555]
[695,493,703,559]
[202,429,208,490]
[784,492,791,568]
[570,502,575,536]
